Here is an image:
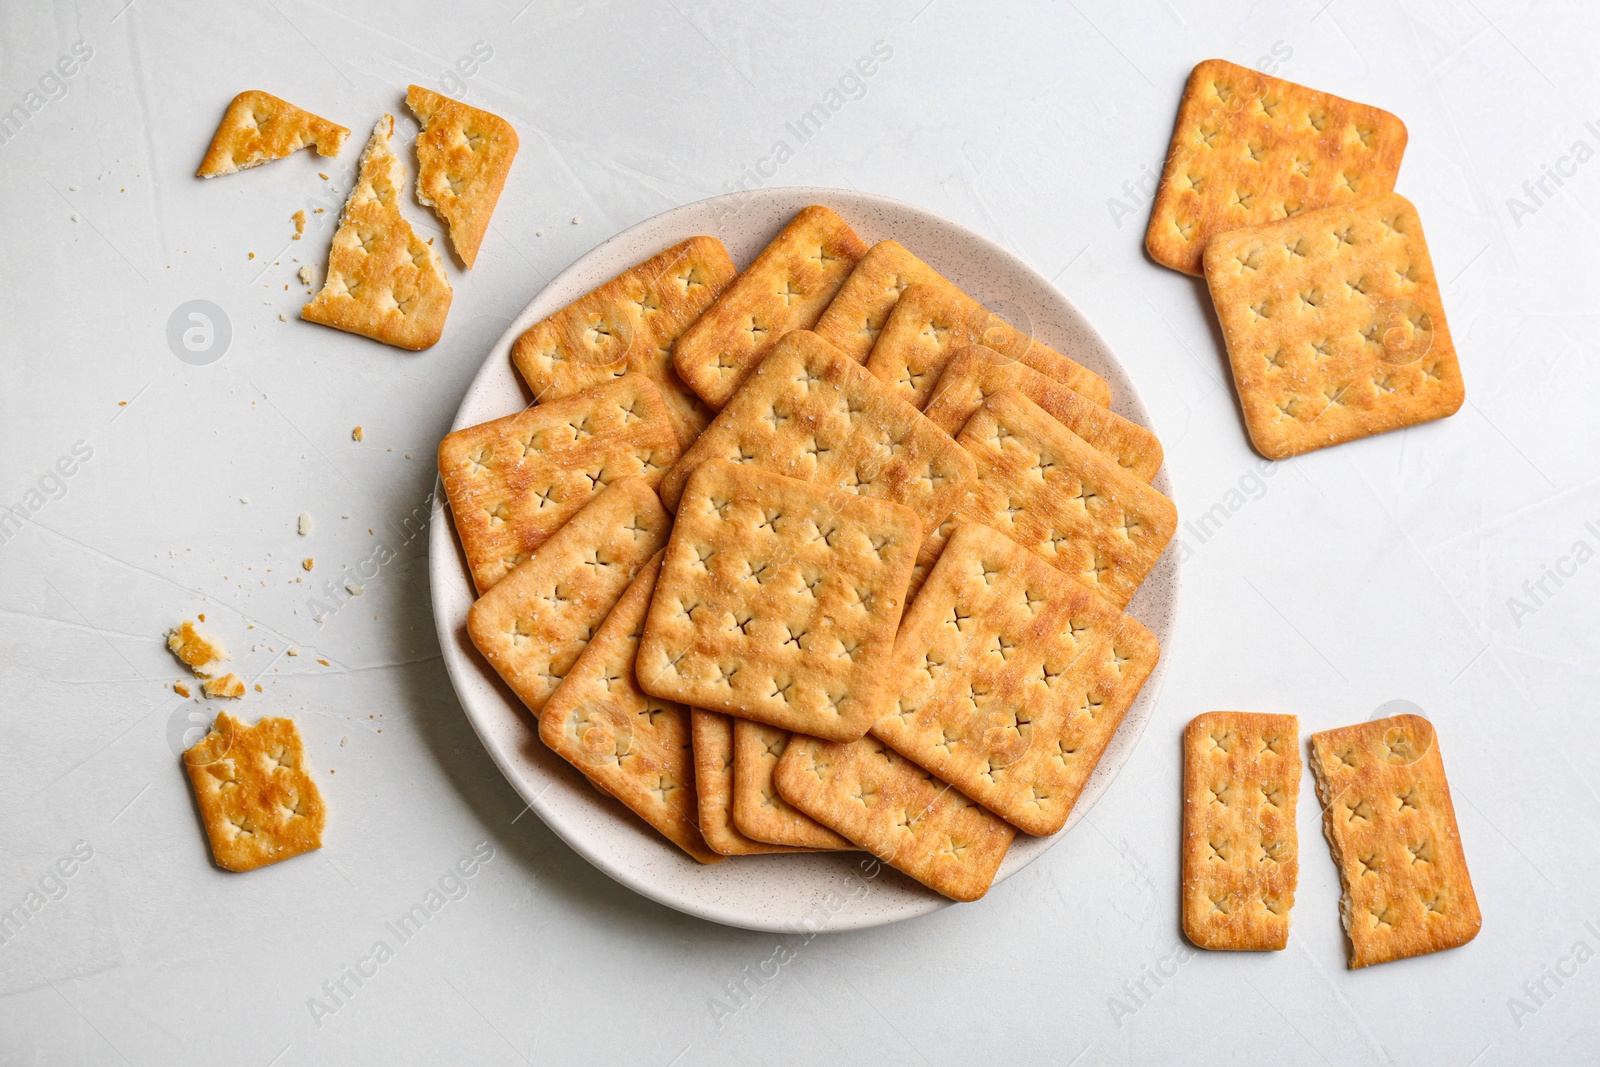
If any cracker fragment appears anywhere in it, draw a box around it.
[438,376,680,593]
[774,735,1015,901]
[203,674,247,699]
[511,238,737,446]
[637,460,919,742]
[690,711,812,855]
[1204,192,1463,459]
[1146,59,1408,275]
[468,478,670,718]
[865,284,1111,409]
[197,90,348,178]
[1309,715,1480,968]
[1182,712,1300,951]
[405,85,518,269]
[811,242,958,361]
[920,390,1176,607]
[168,620,225,677]
[923,346,1160,481]
[731,720,852,849]
[182,712,326,872]
[657,330,976,528]
[302,116,453,350]
[873,524,1159,835]
[538,554,721,863]
[673,206,868,408]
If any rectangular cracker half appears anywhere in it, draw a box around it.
[731,720,852,849]
[1182,711,1300,950]
[865,283,1111,409]
[811,242,957,361]
[183,713,326,872]
[302,116,453,350]
[1147,59,1408,275]
[1203,192,1463,459]
[539,553,721,863]
[691,711,813,855]
[923,346,1161,481]
[1309,714,1481,968]
[511,237,737,446]
[873,523,1158,836]
[439,376,680,593]
[774,735,1016,901]
[197,90,348,177]
[637,460,919,742]
[922,389,1176,607]
[467,477,670,717]
[657,330,976,528]
[406,85,518,269]
[673,206,869,409]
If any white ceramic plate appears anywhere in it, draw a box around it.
[430,188,1180,932]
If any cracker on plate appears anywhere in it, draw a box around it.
[811,241,959,361]
[731,719,852,849]
[1182,711,1300,950]
[673,205,868,409]
[406,85,518,268]
[183,712,326,871]
[197,90,348,177]
[1203,192,1463,459]
[1146,59,1407,275]
[690,710,815,855]
[301,116,453,350]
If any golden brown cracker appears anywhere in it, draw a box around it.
[774,735,1015,901]
[183,712,326,872]
[168,620,225,677]
[197,90,348,177]
[538,554,721,863]
[673,206,868,408]
[467,478,670,717]
[923,346,1160,481]
[690,710,811,855]
[511,237,736,446]
[637,460,919,742]
[865,284,1111,409]
[731,719,852,849]
[1182,712,1300,951]
[1204,192,1463,459]
[873,524,1159,836]
[438,376,680,593]
[406,85,518,269]
[301,116,453,350]
[811,242,957,361]
[1147,59,1408,275]
[1309,715,1481,968]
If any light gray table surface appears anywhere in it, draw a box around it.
[2,1,1597,1063]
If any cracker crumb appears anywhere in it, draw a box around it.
[303,558,315,571]
[287,648,299,656]
[571,216,580,225]
[202,673,246,699]
[174,682,191,698]
[298,512,313,536]
[299,265,314,286]
[119,401,127,406]
[340,736,349,746]
[278,313,288,322]
[314,207,325,214]
[317,658,330,666]
[198,613,206,622]
[344,580,364,596]
[352,425,364,442]
[319,172,330,181]
[168,620,224,677]
[291,209,306,238]
[248,252,255,259]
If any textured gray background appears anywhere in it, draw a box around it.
[1,1,1596,1064]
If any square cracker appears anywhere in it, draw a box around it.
[197,90,348,177]
[439,376,680,593]
[923,346,1161,482]
[811,242,959,362]
[731,720,852,849]
[873,523,1159,836]
[468,477,670,717]
[539,553,721,863]
[1146,59,1408,275]
[673,206,869,409]
[774,735,1016,901]
[512,237,736,447]
[183,712,327,872]
[637,460,919,742]
[657,330,976,526]
[1309,714,1481,968]
[690,711,814,855]
[920,390,1176,608]
[1182,711,1301,951]
[1204,192,1463,459]
[406,85,518,269]
[302,116,453,350]
[865,283,1111,409]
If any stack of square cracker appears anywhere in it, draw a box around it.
[1147,59,1463,458]
[441,206,1175,901]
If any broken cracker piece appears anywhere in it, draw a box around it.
[292,209,306,238]
[203,674,247,699]
[405,86,519,269]
[174,682,192,698]
[182,712,326,871]
[197,91,348,178]
[168,620,225,677]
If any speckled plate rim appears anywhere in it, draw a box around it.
[430,187,1180,933]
